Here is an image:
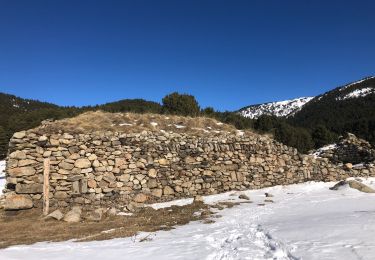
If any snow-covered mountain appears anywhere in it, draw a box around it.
[238,76,375,119]
[239,97,313,119]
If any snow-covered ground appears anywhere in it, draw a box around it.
[240,97,313,119]
[1,177,375,260]
[337,87,374,100]
[0,160,5,195]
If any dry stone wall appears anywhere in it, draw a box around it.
[3,130,375,211]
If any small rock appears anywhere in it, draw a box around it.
[151,188,163,198]
[344,163,353,170]
[85,209,103,221]
[87,179,97,188]
[74,158,91,169]
[329,180,347,190]
[133,193,148,203]
[163,186,174,195]
[107,207,118,216]
[238,194,250,200]
[13,131,26,139]
[194,195,204,203]
[159,159,169,166]
[265,193,274,197]
[148,169,157,178]
[46,210,64,221]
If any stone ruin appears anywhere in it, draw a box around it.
[313,133,375,165]
[2,126,375,214]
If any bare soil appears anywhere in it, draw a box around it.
[0,202,211,249]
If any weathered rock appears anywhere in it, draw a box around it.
[148,169,157,178]
[13,131,26,139]
[238,194,250,200]
[8,167,36,177]
[159,159,169,165]
[63,209,81,223]
[163,186,174,195]
[4,194,33,210]
[85,209,103,221]
[194,195,204,202]
[348,180,375,193]
[185,156,196,164]
[133,193,148,203]
[74,158,91,169]
[16,183,43,194]
[46,210,64,221]
[59,161,74,170]
[107,207,118,216]
[329,180,347,190]
[151,189,163,198]
[54,191,68,199]
[18,159,37,167]
[147,179,158,189]
[9,151,27,160]
[87,179,97,188]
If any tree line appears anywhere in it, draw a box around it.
[0,91,373,158]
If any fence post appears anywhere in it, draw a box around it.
[43,158,50,216]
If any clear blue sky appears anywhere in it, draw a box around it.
[0,0,374,111]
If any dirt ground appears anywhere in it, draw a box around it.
[0,202,214,249]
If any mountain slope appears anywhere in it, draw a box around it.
[239,97,313,119]
[290,77,375,144]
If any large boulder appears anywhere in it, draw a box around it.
[4,194,33,210]
[348,180,375,193]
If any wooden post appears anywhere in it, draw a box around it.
[43,158,50,216]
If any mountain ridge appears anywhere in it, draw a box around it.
[238,76,375,119]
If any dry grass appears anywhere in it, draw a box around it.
[0,202,212,249]
[35,111,246,136]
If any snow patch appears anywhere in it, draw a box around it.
[339,76,375,91]
[2,179,375,260]
[337,87,374,100]
[311,144,337,158]
[240,97,313,119]
[174,124,186,129]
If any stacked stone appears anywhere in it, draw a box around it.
[3,129,375,211]
[316,133,375,165]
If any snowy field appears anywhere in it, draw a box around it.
[0,159,375,259]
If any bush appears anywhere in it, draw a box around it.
[162,92,200,117]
